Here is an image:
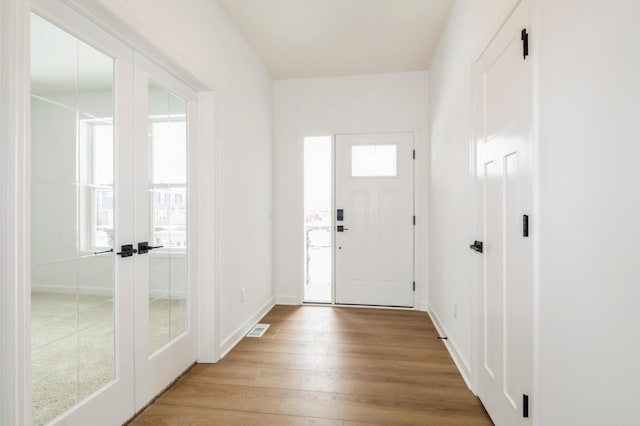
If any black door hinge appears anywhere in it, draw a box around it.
[523,214,529,237]
[523,394,529,418]
[413,215,416,225]
[413,281,415,291]
[469,240,483,253]
[412,149,415,159]
[521,29,529,59]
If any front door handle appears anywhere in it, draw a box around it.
[469,241,483,253]
[337,225,349,232]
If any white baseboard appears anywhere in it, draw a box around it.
[31,285,186,300]
[427,306,472,389]
[275,295,298,305]
[419,300,429,312]
[31,285,112,297]
[219,297,275,358]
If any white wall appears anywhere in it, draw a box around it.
[428,0,518,384]
[94,0,274,355]
[273,72,429,306]
[536,1,640,424]
[430,0,640,424]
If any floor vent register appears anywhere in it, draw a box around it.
[247,323,270,338]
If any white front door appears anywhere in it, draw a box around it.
[335,133,414,307]
[474,0,533,424]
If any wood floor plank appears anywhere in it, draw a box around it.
[129,404,344,425]
[220,350,329,371]
[275,388,492,426]
[129,305,493,426]
[234,338,331,356]
[156,381,284,413]
[183,366,475,404]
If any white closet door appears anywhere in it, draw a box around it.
[474,0,533,424]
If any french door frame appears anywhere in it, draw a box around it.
[0,0,219,423]
[1,0,31,424]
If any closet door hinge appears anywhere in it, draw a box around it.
[412,149,415,159]
[412,281,416,291]
[523,394,529,418]
[521,29,529,59]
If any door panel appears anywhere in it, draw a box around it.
[475,0,532,424]
[133,56,198,410]
[335,133,414,307]
[29,5,135,425]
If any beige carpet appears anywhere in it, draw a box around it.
[31,292,185,426]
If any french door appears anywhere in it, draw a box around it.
[29,3,197,424]
[132,54,198,410]
[334,132,414,307]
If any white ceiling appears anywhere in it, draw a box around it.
[216,0,453,79]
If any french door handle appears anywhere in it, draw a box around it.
[469,241,483,253]
[93,248,113,255]
[116,244,137,257]
[137,241,164,255]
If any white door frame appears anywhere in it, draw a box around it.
[0,0,219,422]
[0,0,31,424]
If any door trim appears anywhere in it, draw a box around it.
[0,0,31,424]
[298,127,426,310]
[301,128,423,310]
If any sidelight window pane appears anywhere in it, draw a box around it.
[303,136,332,303]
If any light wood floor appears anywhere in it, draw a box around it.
[129,305,493,425]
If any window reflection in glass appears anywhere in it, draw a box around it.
[147,82,188,355]
[30,12,115,426]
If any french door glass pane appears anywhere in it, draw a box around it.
[30,13,115,425]
[148,81,188,355]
